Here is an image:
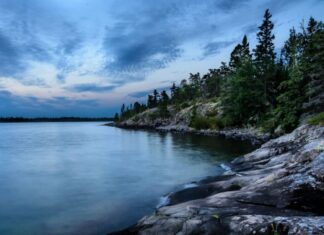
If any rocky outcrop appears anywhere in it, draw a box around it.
[116,102,271,145]
[110,125,324,235]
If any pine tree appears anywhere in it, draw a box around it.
[158,90,170,118]
[147,95,155,108]
[121,104,125,115]
[222,59,263,126]
[254,9,276,107]
[160,90,170,104]
[274,28,304,132]
[301,18,324,114]
[153,89,159,106]
[229,35,251,70]
[114,113,119,122]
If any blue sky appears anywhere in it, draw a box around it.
[0,0,323,117]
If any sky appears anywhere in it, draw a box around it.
[0,0,323,117]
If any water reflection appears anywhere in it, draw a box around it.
[0,123,255,235]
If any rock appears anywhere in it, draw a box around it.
[115,101,271,145]
[109,125,324,235]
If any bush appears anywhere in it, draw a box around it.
[189,116,221,130]
[308,112,324,126]
[148,112,159,121]
[218,115,236,127]
[206,109,218,117]
[181,102,190,109]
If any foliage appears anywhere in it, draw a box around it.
[308,112,324,126]
[189,116,221,130]
[116,12,324,134]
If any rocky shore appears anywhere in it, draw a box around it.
[110,124,324,235]
[115,122,271,145]
[113,102,272,145]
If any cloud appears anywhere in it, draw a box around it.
[0,0,323,116]
[67,83,117,93]
[203,40,236,56]
[216,0,250,12]
[0,32,23,76]
[0,90,114,117]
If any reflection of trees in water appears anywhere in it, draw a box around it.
[169,133,257,161]
[120,128,257,161]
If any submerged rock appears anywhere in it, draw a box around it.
[110,125,324,235]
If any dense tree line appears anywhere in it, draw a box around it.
[117,10,324,133]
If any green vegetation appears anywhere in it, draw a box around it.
[308,113,324,126]
[116,10,324,133]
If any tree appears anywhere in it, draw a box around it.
[229,35,251,71]
[170,83,177,98]
[114,113,119,122]
[301,18,324,114]
[153,89,159,106]
[133,102,142,114]
[222,59,263,126]
[253,9,276,107]
[147,95,155,108]
[158,90,170,118]
[121,104,125,115]
[273,28,304,131]
[160,90,170,104]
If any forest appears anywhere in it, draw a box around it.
[116,10,324,133]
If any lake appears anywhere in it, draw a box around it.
[0,122,255,235]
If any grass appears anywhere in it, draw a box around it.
[307,112,324,126]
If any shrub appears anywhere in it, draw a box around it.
[308,112,324,126]
[148,112,159,121]
[218,115,236,127]
[189,116,221,130]
[181,102,190,109]
[206,109,218,117]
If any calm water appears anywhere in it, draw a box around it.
[0,122,255,235]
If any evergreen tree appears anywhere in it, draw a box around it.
[147,95,155,108]
[133,102,142,114]
[301,18,324,114]
[158,91,170,118]
[254,9,276,107]
[170,83,177,98]
[222,59,263,126]
[114,113,119,122]
[153,89,159,106]
[121,104,125,115]
[273,28,304,132]
[229,35,251,70]
[160,90,170,104]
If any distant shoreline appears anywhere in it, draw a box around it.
[0,117,114,123]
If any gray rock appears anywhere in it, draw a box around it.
[110,125,324,235]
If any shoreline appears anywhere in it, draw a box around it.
[107,122,272,146]
[109,124,324,235]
